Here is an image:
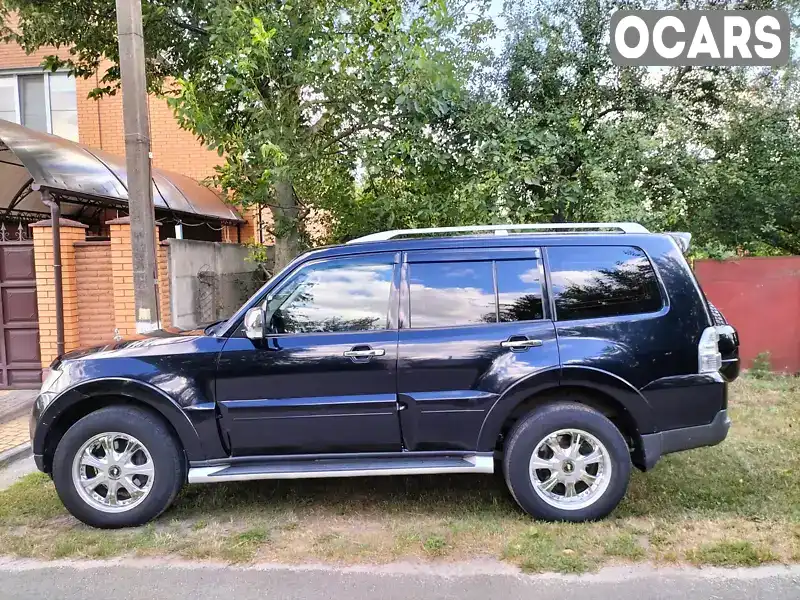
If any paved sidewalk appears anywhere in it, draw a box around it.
[0,390,36,457]
[0,417,29,454]
[0,389,36,424]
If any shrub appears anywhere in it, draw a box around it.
[749,352,772,378]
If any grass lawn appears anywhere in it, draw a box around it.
[1,376,798,572]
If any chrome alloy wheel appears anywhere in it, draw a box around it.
[71,432,155,513]
[529,428,612,511]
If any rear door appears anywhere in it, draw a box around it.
[396,248,559,450]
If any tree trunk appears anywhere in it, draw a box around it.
[272,179,302,271]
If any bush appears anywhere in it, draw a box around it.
[749,352,772,378]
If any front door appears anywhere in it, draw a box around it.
[216,252,402,456]
[396,248,560,451]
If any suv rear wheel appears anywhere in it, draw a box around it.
[503,401,631,521]
[52,406,185,528]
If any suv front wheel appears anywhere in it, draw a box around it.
[52,406,185,528]
[503,401,631,521]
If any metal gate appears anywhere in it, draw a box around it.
[0,242,41,388]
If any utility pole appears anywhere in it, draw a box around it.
[116,0,160,333]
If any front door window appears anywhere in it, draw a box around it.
[266,256,394,334]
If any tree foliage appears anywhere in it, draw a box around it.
[687,89,800,255]
[336,0,800,256]
[2,0,494,267]
[169,0,493,267]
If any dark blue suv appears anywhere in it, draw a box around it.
[30,223,739,528]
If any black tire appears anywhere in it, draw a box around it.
[503,401,631,522]
[52,406,185,528]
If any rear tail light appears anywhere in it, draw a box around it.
[698,326,722,373]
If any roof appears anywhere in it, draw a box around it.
[304,231,666,260]
[347,223,649,243]
[0,119,243,223]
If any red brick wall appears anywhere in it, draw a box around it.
[2,13,265,255]
[75,241,114,347]
[157,241,171,327]
[0,22,223,181]
[73,64,224,180]
[695,256,800,373]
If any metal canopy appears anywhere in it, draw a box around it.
[0,118,243,223]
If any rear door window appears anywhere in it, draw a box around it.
[408,261,495,328]
[496,260,545,322]
[548,246,662,321]
[407,256,547,328]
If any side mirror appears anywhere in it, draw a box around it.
[243,306,265,340]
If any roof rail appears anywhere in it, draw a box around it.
[347,223,649,244]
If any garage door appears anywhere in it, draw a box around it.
[0,242,41,388]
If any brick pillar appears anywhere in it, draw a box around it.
[221,223,236,243]
[107,217,137,337]
[157,241,171,327]
[239,222,256,244]
[31,218,88,368]
[239,206,260,244]
[109,217,168,336]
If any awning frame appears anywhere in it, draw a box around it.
[0,119,244,228]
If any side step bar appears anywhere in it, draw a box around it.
[188,453,495,484]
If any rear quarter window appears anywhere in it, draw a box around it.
[547,246,662,321]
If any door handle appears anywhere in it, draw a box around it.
[501,337,543,350]
[343,347,386,358]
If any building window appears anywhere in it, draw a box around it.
[0,71,78,141]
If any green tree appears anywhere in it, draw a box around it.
[170,0,493,267]
[345,0,800,256]
[331,0,724,239]
[2,0,493,267]
[687,87,800,256]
